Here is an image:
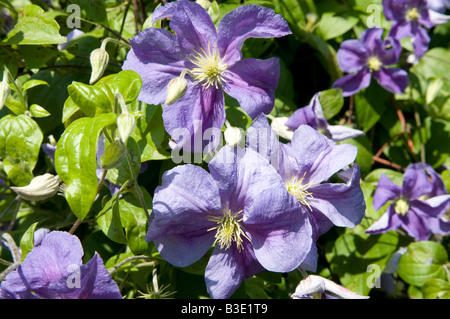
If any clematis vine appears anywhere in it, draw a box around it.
[145,145,313,299]
[0,231,122,299]
[332,27,409,97]
[122,0,291,153]
[366,163,450,240]
[383,0,450,59]
[247,115,366,271]
[284,92,365,142]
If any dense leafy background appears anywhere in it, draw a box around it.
[0,0,449,299]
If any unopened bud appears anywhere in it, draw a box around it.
[101,139,126,170]
[11,174,62,201]
[224,126,243,146]
[89,48,109,84]
[117,112,136,144]
[0,81,11,110]
[271,116,294,140]
[165,76,188,105]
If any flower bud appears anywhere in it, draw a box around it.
[10,174,62,201]
[224,126,243,146]
[101,139,126,170]
[117,112,136,144]
[0,81,11,110]
[165,76,188,105]
[270,116,294,140]
[89,48,109,84]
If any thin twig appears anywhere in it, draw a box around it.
[372,156,405,171]
[108,255,155,275]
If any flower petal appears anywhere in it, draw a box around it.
[146,164,221,267]
[372,173,402,211]
[366,205,401,234]
[163,84,225,153]
[336,39,369,73]
[217,5,291,64]
[402,164,435,199]
[332,68,372,97]
[308,164,366,230]
[399,209,430,240]
[359,27,384,55]
[412,26,430,58]
[205,242,263,299]
[223,57,280,119]
[373,67,409,95]
[122,28,187,105]
[152,0,217,51]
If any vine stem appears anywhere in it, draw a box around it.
[108,255,155,275]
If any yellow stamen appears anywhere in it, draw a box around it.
[207,207,250,252]
[367,56,383,72]
[394,198,409,216]
[406,8,420,21]
[286,173,314,211]
[187,43,228,89]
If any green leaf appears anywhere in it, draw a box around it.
[364,168,404,186]
[105,136,141,186]
[354,82,390,132]
[326,231,400,296]
[319,88,344,120]
[422,279,450,299]
[398,241,449,287]
[97,193,128,245]
[2,4,66,45]
[109,70,143,104]
[54,113,117,220]
[343,134,373,178]
[21,79,48,92]
[19,222,38,262]
[68,81,112,117]
[0,114,43,186]
[70,0,108,24]
[317,12,359,41]
[4,98,27,115]
[29,104,51,118]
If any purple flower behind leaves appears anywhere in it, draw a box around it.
[383,0,450,58]
[285,92,365,142]
[366,163,450,240]
[247,115,366,271]
[332,27,409,97]
[0,231,122,299]
[122,0,291,153]
[146,145,313,299]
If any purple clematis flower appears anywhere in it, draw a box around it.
[332,27,409,97]
[247,115,366,271]
[122,0,291,153]
[285,92,365,142]
[366,163,450,240]
[0,231,122,299]
[383,0,450,58]
[145,145,313,299]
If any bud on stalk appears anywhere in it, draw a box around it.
[89,48,109,84]
[11,174,62,201]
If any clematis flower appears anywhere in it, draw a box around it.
[247,115,366,271]
[285,92,365,142]
[122,0,291,153]
[383,0,450,58]
[366,163,450,240]
[0,231,122,299]
[332,27,409,97]
[145,145,313,299]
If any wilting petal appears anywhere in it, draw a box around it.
[218,5,291,64]
[122,28,187,105]
[146,165,221,267]
[308,165,366,230]
[373,67,409,95]
[152,0,217,51]
[205,241,263,299]
[163,84,225,153]
[372,174,402,211]
[223,58,280,119]
[337,39,369,73]
[332,68,372,97]
[327,125,365,141]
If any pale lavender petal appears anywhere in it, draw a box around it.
[428,9,450,26]
[373,67,409,94]
[327,125,365,141]
[285,104,317,130]
[218,5,291,64]
[146,165,221,267]
[122,28,187,105]
[308,164,366,229]
[205,242,263,299]
[412,26,430,58]
[336,39,369,73]
[223,57,280,119]
[411,195,450,218]
[372,174,402,211]
[332,68,372,97]
[366,205,402,234]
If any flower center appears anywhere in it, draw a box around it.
[286,173,314,211]
[367,56,383,72]
[406,8,420,21]
[188,44,228,89]
[394,198,409,215]
[207,207,249,252]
